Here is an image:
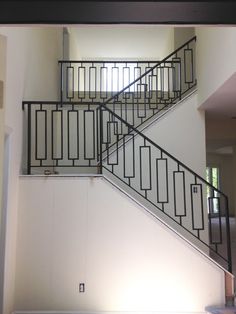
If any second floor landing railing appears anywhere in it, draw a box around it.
[59,37,197,135]
[59,37,196,105]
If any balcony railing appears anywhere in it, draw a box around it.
[59,44,196,105]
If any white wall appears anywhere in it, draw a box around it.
[196,26,236,107]
[69,25,174,60]
[22,27,62,101]
[15,176,224,313]
[0,26,63,314]
[146,93,206,176]
[69,28,81,60]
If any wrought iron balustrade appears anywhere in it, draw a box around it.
[98,102,232,272]
[59,36,196,107]
[22,35,232,272]
[59,60,172,102]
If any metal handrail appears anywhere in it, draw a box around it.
[58,60,175,64]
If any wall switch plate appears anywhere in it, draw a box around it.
[79,283,85,293]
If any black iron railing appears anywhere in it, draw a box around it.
[22,35,232,272]
[59,60,174,101]
[22,101,101,174]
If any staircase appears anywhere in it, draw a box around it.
[22,36,233,299]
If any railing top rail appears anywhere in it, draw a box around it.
[58,60,176,64]
[22,100,101,110]
[22,101,101,105]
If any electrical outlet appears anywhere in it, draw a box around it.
[79,283,85,293]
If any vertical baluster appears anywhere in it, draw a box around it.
[225,196,232,272]
[60,62,63,104]
[27,104,31,175]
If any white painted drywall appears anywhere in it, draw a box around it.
[0,26,63,314]
[22,27,63,101]
[145,93,206,177]
[15,176,224,312]
[196,26,236,107]
[68,25,174,60]
[69,28,81,61]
